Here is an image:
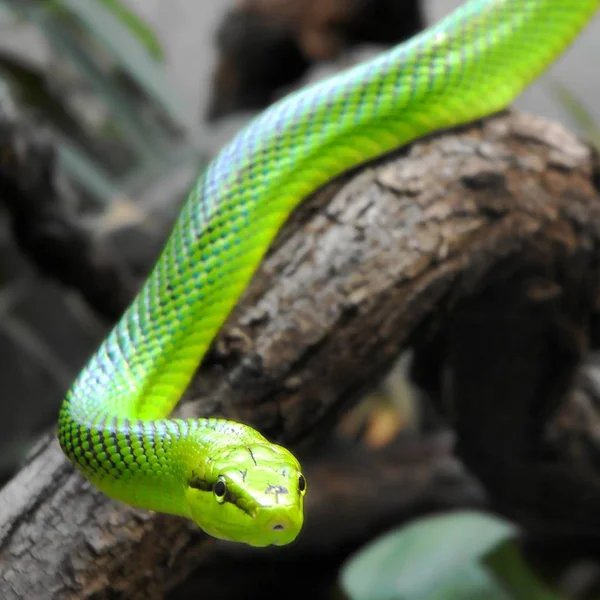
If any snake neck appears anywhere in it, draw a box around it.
[57,410,260,516]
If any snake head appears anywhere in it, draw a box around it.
[185,441,306,547]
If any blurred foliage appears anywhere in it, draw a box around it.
[0,0,206,480]
[97,0,164,61]
[553,82,600,152]
[0,0,202,208]
[340,511,562,600]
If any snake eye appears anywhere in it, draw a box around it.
[298,474,306,494]
[213,479,226,501]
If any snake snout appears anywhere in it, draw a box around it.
[263,511,302,546]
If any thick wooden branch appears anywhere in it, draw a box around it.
[2,111,600,599]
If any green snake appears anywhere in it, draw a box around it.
[57,0,598,547]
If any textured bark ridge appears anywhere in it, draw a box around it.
[2,111,600,599]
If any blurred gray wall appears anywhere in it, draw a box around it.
[129,0,600,136]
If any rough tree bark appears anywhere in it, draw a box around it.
[1,110,600,599]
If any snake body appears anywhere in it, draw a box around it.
[57,0,598,547]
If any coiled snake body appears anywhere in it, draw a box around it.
[58,0,599,547]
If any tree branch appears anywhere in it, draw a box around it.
[2,110,600,599]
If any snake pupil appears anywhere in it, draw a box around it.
[214,480,226,498]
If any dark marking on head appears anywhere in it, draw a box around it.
[239,468,248,482]
[247,447,257,466]
[266,484,288,495]
[265,484,288,504]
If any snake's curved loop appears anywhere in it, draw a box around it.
[57,0,599,546]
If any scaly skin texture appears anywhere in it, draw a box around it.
[57,0,599,547]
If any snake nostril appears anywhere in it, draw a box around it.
[272,523,285,531]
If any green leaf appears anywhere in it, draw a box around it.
[340,510,560,600]
[5,2,165,160]
[56,136,123,205]
[55,0,194,132]
[485,540,563,600]
[98,0,163,62]
[0,2,15,21]
[552,81,600,151]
